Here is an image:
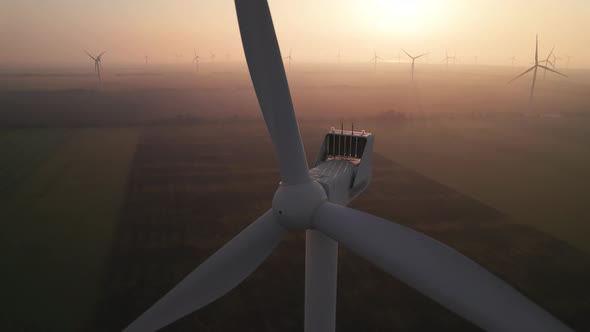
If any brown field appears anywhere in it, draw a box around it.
[94,123,590,331]
[1,63,589,331]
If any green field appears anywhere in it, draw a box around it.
[0,128,140,331]
[372,116,590,254]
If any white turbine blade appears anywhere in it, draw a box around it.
[415,52,429,59]
[124,210,286,332]
[538,65,568,77]
[507,66,536,84]
[98,51,106,58]
[84,50,96,61]
[545,46,554,61]
[313,202,573,332]
[235,0,310,185]
[401,49,412,58]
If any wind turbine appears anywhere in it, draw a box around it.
[144,55,149,64]
[443,50,455,67]
[124,3,574,332]
[210,51,216,63]
[192,49,200,72]
[370,50,382,71]
[284,49,294,70]
[508,35,567,109]
[539,46,555,80]
[402,49,428,81]
[84,50,105,83]
[509,55,516,66]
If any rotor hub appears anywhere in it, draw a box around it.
[272,180,327,230]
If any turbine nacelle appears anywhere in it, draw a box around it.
[310,127,374,205]
[272,126,375,229]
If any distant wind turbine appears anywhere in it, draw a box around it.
[370,50,382,71]
[443,50,455,67]
[144,55,149,64]
[474,55,478,65]
[538,46,555,80]
[508,35,567,109]
[193,49,200,72]
[402,49,428,81]
[509,56,516,66]
[284,49,294,70]
[210,52,216,63]
[84,50,105,83]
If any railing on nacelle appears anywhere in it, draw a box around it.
[325,127,368,164]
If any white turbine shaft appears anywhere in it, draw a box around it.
[305,230,338,332]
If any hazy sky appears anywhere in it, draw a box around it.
[2,0,589,67]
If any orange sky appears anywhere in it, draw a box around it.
[2,0,589,68]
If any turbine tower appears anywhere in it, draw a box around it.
[192,49,200,72]
[84,50,105,83]
[539,46,555,80]
[508,35,567,109]
[402,49,428,81]
[124,4,574,332]
[284,49,294,70]
[144,55,149,64]
[370,50,382,71]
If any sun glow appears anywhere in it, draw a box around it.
[359,0,446,34]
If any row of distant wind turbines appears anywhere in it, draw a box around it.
[84,35,568,109]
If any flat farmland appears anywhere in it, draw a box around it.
[96,123,590,331]
[370,116,590,254]
[0,127,140,331]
